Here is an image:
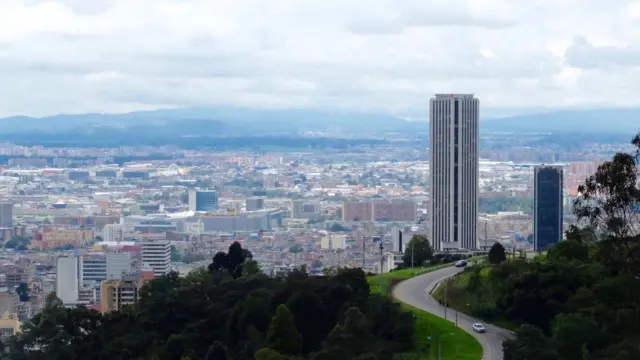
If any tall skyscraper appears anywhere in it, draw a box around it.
[534,165,564,251]
[188,190,218,212]
[429,94,479,251]
[0,202,13,228]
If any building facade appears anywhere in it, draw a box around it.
[140,240,171,277]
[100,275,144,313]
[56,256,79,305]
[534,165,564,251]
[188,190,218,212]
[103,223,123,242]
[0,202,13,228]
[246,197,265,211]
[429,94,479,250]
[342,200,416,222]
[291,200,320,219]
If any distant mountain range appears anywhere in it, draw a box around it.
[482,108,640,134]
[0,107,638,136]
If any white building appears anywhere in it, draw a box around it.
[103,223,123,242]
[141,240,171,277]
[106,252,133,280]
[79,254,107,285]
[56,256,79,305]
[79,252,133,283]
[429,94,479,250]
[321,235,347,250]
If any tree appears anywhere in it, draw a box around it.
[286,292,328,352]
[503,325,561,360]
[16,283,29,302]
[289,244,303,254]
[170,245,182,262]
[402,235,433,267]
[329,223,349,232]
[551,313,599,360]
[6,250,421,360]
[546,240,589,263]
[208,242,253,278]
[4,236,30,250]
[242,259,261,276]
[204,341,227,360]
[254,348,289,360]
[266,305,302,355]
[488,242,507,264]
[572,132,640,277]
[323,307,373,359]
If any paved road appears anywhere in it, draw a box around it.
[393,266,513,360]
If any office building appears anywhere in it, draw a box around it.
[106,253,133,280]
[0,202,13,228]
[100,275,144,313]
[0,314,20,340]
[372,200,416,222]
[189,190,218,212]
[56,256,79,305]
[429,94,479,251]
[79,254,107,285]
[246,197,265,211]
[291,200,320,219]
[79,252,133,285]
[140,240,171,277]
[534,165,564,251]
[189,209,285,232]
[341,200,416,222]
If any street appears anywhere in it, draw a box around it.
[392,266,514,360]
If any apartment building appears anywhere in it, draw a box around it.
[342,199,416,222]
[100,275,144,313]
[140,240,171,277]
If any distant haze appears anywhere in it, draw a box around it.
[0,106,638,136]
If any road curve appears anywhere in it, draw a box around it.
[392,266,513,360]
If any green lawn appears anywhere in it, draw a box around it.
[368,265,483,360]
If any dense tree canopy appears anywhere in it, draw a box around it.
[488,242,507,264]
[499,132,640,360]
[3,241,414,360]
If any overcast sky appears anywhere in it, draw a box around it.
[1,0,639,118]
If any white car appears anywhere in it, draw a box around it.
[472,323,486,333]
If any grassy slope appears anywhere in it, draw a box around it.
[432,268,518,331]
[368,266,483,360]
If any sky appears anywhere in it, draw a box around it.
[1,0,640,118]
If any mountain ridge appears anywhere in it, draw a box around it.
[1,106,639,135]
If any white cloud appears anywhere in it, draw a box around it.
[0,0,638,117]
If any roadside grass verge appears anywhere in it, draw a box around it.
[432,268,518,331]
[368,264,483,360]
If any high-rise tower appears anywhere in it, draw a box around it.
[534,165,564,251]
[429,94,479,250]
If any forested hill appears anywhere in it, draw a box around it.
[2,242,414,360]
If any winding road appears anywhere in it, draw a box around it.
[393,266,513,360]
